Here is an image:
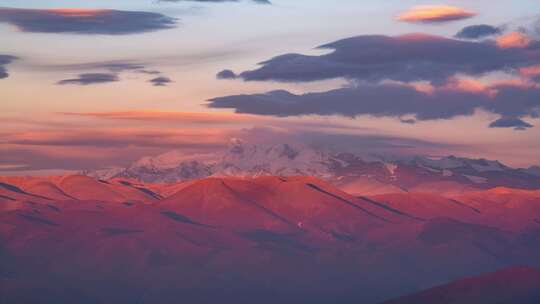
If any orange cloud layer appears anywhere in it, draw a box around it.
[496,32,530,49]
[57,110,361,132]
[409,77,538,98]
[3,128,229,149]
[61,110,269,124]
[520,65,540,77]
[444,78,494,95]
[45,8,111,17]
[0,128,237,172]
[397,5,475,23]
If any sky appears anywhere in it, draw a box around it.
[1,0,540,174]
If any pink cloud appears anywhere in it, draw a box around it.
[496,32,531,49]
[43,8,112,17]
[0,128,234,171]
[397,5,476,23]
[520,65,540,78]
[61,110,269,124]
[3,128,229,149]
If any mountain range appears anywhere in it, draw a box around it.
[86,139,540,195]
[1,173,539,303]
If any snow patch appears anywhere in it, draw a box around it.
[384,163,398,180]
[464,175,488,184]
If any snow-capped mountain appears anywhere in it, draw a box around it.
[216,139,334,178]
[89,139,336,183]
[408,155,508,172]
[86,139,540,193]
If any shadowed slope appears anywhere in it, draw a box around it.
[159,176,420,241]
[159,177,295,230]
[56,175,158,203]
[382,266,540,304]
[337,176,407,196]
[367,193,482,224]
[58,175,125,202]
[451,188,540,231]
[25,181,76,201]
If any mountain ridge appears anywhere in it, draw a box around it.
[84,140,540,194]
[1,174,540,303]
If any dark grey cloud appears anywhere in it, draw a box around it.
[0,7,177,35]
[93,62,146,72]
[157,0,271,4]
[208,83,540,129]
[237,126,455,157]
[216,69,237,79]
[226,34,540,84]
[33,60,149,73]
[209,85,481,119]
[489,117,534,130]
[149,76,173,86]
[37,60,168,86]
[455,24,502,39]
[0,55,18,79]
[298,132,455,155]
[57,73,119,85]
[400,118,417,124]
[213,33,540,130]
[138,69,162,75]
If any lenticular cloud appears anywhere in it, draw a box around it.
[0,7,177,35]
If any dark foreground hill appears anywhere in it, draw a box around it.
[382,266,540,304]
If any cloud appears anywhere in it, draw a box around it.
[57,73,119,85]
[156,0,271,4]
[496,31,531,49]
[139,70,161,75]
[61,110,264,124]
[0,55,18,79]
[489,117,534,130]
[400,118,417,124]
[208,82,540,129]
[0,125,234,171]
[213,33,540,131]
[2,128,229,149]
[85,63,145,72]
[149,76,173,86]
[520,65,540,81]
[0,128,229,171]
[39,60,147,72]
[397,5,475,23]
[235,126,455,157]
[0,125,455,172]
[0,7,177,35]
[226,34,540,84]
[216,69,238,79]
[38,60,167,86]
[58,110,363,132]
[455,24,502,39]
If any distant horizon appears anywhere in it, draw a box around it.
[2,139,540,177]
